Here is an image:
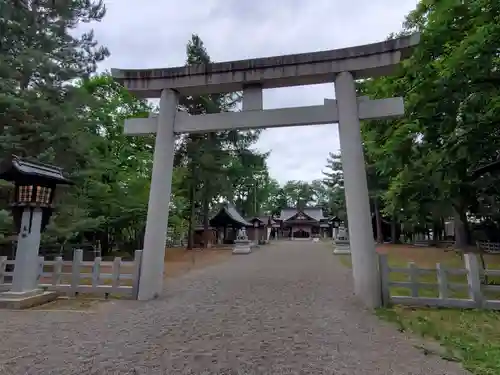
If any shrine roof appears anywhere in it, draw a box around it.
[279,207,326,221]
[210,203,252,227]
[247,216,275,225]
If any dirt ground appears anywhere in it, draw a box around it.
[163,246,233,279]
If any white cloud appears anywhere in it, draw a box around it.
[91,0,418,185]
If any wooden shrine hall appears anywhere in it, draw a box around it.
[193,203,274,246]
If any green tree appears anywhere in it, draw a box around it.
[357,0,500,248]
[322,152,347,220]
[402,0,500,247]
[0,0,110,248]
[68,74,154,253]
[179,34,267,247]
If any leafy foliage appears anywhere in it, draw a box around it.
[359,0,500,247]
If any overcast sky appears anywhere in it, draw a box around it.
[91,0,418,185]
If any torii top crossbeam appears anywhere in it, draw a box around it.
[111,34,419,98]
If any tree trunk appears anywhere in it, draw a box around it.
[453,204,470,250]
[137,226,145,249]
[441,217,446,240]
[187,198,196,250]
[432,222,438,243]
[201,132,216,248]
[186,176,197,250]
[390,219,397,244]
[202,192,210,249]
[373,197,383,243]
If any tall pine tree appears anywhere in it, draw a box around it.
[0,0,109,245]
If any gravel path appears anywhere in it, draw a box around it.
[0,241,470,375]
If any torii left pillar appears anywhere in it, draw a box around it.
[138,89,177,300]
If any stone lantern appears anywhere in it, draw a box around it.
[0,155,73,307]
[329,217,341,238]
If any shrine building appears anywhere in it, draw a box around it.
[274,207,332,239]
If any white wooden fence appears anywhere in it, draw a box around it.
[476,241,500,254]
[379,253,500,310]
[0,249,143,299]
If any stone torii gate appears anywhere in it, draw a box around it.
[112,33,420,308]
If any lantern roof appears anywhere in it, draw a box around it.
[0,155,73,185]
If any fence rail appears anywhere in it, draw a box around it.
[412,240,455,248]
[379,253,500,310]
[476,241,500,254]
[0,249,142,299]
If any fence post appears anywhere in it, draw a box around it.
[36,256,44,284]
[52,257,63,285]
[70,249,83,297]
[378,254,390,306]
[409,262,419,297]
[111,257,121,292]
[464,253,483,308]
[92,257,101,288]
[0,256,7,284]
[132,250,143,300]
[436,263,448,300]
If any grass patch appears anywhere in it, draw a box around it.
[377,306,500,375]
[338,254,352,268]
[29,297,109,311]
[376,244,500,270]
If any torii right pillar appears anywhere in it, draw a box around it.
[335,71,381,308]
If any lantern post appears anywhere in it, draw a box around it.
[0,156,73,307]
